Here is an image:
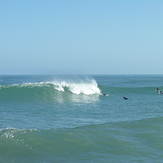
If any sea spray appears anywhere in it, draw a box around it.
[52,78,101,95]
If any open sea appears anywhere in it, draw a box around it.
[1,74,163,163]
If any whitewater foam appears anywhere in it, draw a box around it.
[52,78,101,95]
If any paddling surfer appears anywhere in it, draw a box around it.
[123,97,128,100]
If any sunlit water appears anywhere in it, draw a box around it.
[1,75,163,163]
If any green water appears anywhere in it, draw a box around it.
[1,75,163,162]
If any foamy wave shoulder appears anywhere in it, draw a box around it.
[0,127,37,139]
[0,82,52,89]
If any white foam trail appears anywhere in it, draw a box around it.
[52,78,101,95]
[0,82,51,89]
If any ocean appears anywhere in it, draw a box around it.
[0,74,163,163]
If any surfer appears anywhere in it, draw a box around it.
[156,88,163,95]
[158,90,163,95]
[123,97,128,100]
[102,93,109,96]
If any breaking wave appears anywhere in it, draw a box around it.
[0,77,101,103]
[0,78,101,95]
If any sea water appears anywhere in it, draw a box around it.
[0,75,163,163]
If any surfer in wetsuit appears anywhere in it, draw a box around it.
[156,88,163,94]
[158,90,163,95]
[123,97,128,100]
[101,93,109,96]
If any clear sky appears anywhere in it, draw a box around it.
[1,0,163,75]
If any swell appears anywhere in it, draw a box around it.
[1,115,163,141]
[1,115,163,160]
[99,85,162,95]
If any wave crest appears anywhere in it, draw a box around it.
[53,78,101,95]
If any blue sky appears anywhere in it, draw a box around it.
[1,0,163,74]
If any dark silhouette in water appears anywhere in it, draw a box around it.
[102,93,108,96]
[158,90,163,95]
[156,88,163,95]
[123,97,128,100]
